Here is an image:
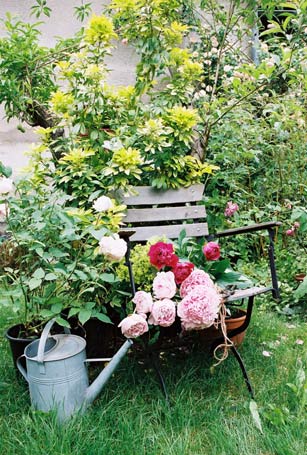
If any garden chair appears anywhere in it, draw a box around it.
[119,184,281,399]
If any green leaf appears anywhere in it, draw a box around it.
[55,316,71,329]
[28,277,42,290]
[33,268,45,279]
[95,313,113,324]
[100,273,119,283]
[51,302,63,314]
[249,400,263,434]
[89,227,109,241]
[45,273,57,281]
[79,309,92,325]
[294,276,307,299]
[68,307,80,318]
[40,309,55,319]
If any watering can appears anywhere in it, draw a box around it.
[17,319,132,420]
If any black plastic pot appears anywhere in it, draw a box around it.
[5,323,39,374]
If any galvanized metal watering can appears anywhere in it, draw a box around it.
[17,319,132,420]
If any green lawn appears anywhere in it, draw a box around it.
[0,307,306,455]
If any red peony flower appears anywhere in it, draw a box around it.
[202,242,221,261]
[172,262,194,284]
[148,242,179,270]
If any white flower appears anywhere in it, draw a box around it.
[0,177,13,194]
[0,203,9,222]
[98,234,127,261]
[93,195,114,212]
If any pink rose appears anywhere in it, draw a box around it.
[153,271,177,299]
[203,242,221,261]
[224,201,239,217]
[180,269,214,298]
[286,229,295,236]
[177,285,221,330]
[118,313,148,338]
[148,299,176,327]
[132,291,153,314]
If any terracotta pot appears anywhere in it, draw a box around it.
[295,273,306,283]
[198,309,247,348]
[225,309,247,347]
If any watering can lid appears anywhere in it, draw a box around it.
[43,335,86,361]
[28,334,86,362]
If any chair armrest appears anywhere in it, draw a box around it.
[214,221,282,238]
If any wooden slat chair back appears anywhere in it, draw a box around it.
[121,183,208,242]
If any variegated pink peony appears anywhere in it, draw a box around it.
[132,291,153,314]
[177,285,221,330]
[180,269,215,298]
[148,299,176,327]
[153,271,177,299]
[118,313,148,338]
[203,242,221,261]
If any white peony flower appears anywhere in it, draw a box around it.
[93,195,113,212]
[98,234,127,261]
[0,177,13,194]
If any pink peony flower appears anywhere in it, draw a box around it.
[293,221,300,230]
[180,269,215,298]
[203,242,221,261]
[153,271,177,299]
[172,261,194,284]
[118,313,148,338]
[148,299,176,327]
[181,320,211,331]
[132,291,153,314]
[224,201,239,217]
[177,285,221,330]
[148,242,179,270]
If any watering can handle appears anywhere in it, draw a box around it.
[37,319,71,364]
[37,318,57,364]
[16,355,28,382]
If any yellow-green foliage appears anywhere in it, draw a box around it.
[50,90,74,115]
[164,21,189,46]
[165,106,199,131]
[104,147,143,188]
[116,243,156,291]
[152,155,219,189]
[84,14,117,45]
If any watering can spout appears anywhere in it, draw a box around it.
[84,338,133,407]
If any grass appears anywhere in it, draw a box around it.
[0,306,306,455]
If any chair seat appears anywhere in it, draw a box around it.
[222,286,272,303]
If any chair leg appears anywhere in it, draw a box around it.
[230,345,255,399]
[148,352,170,406]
